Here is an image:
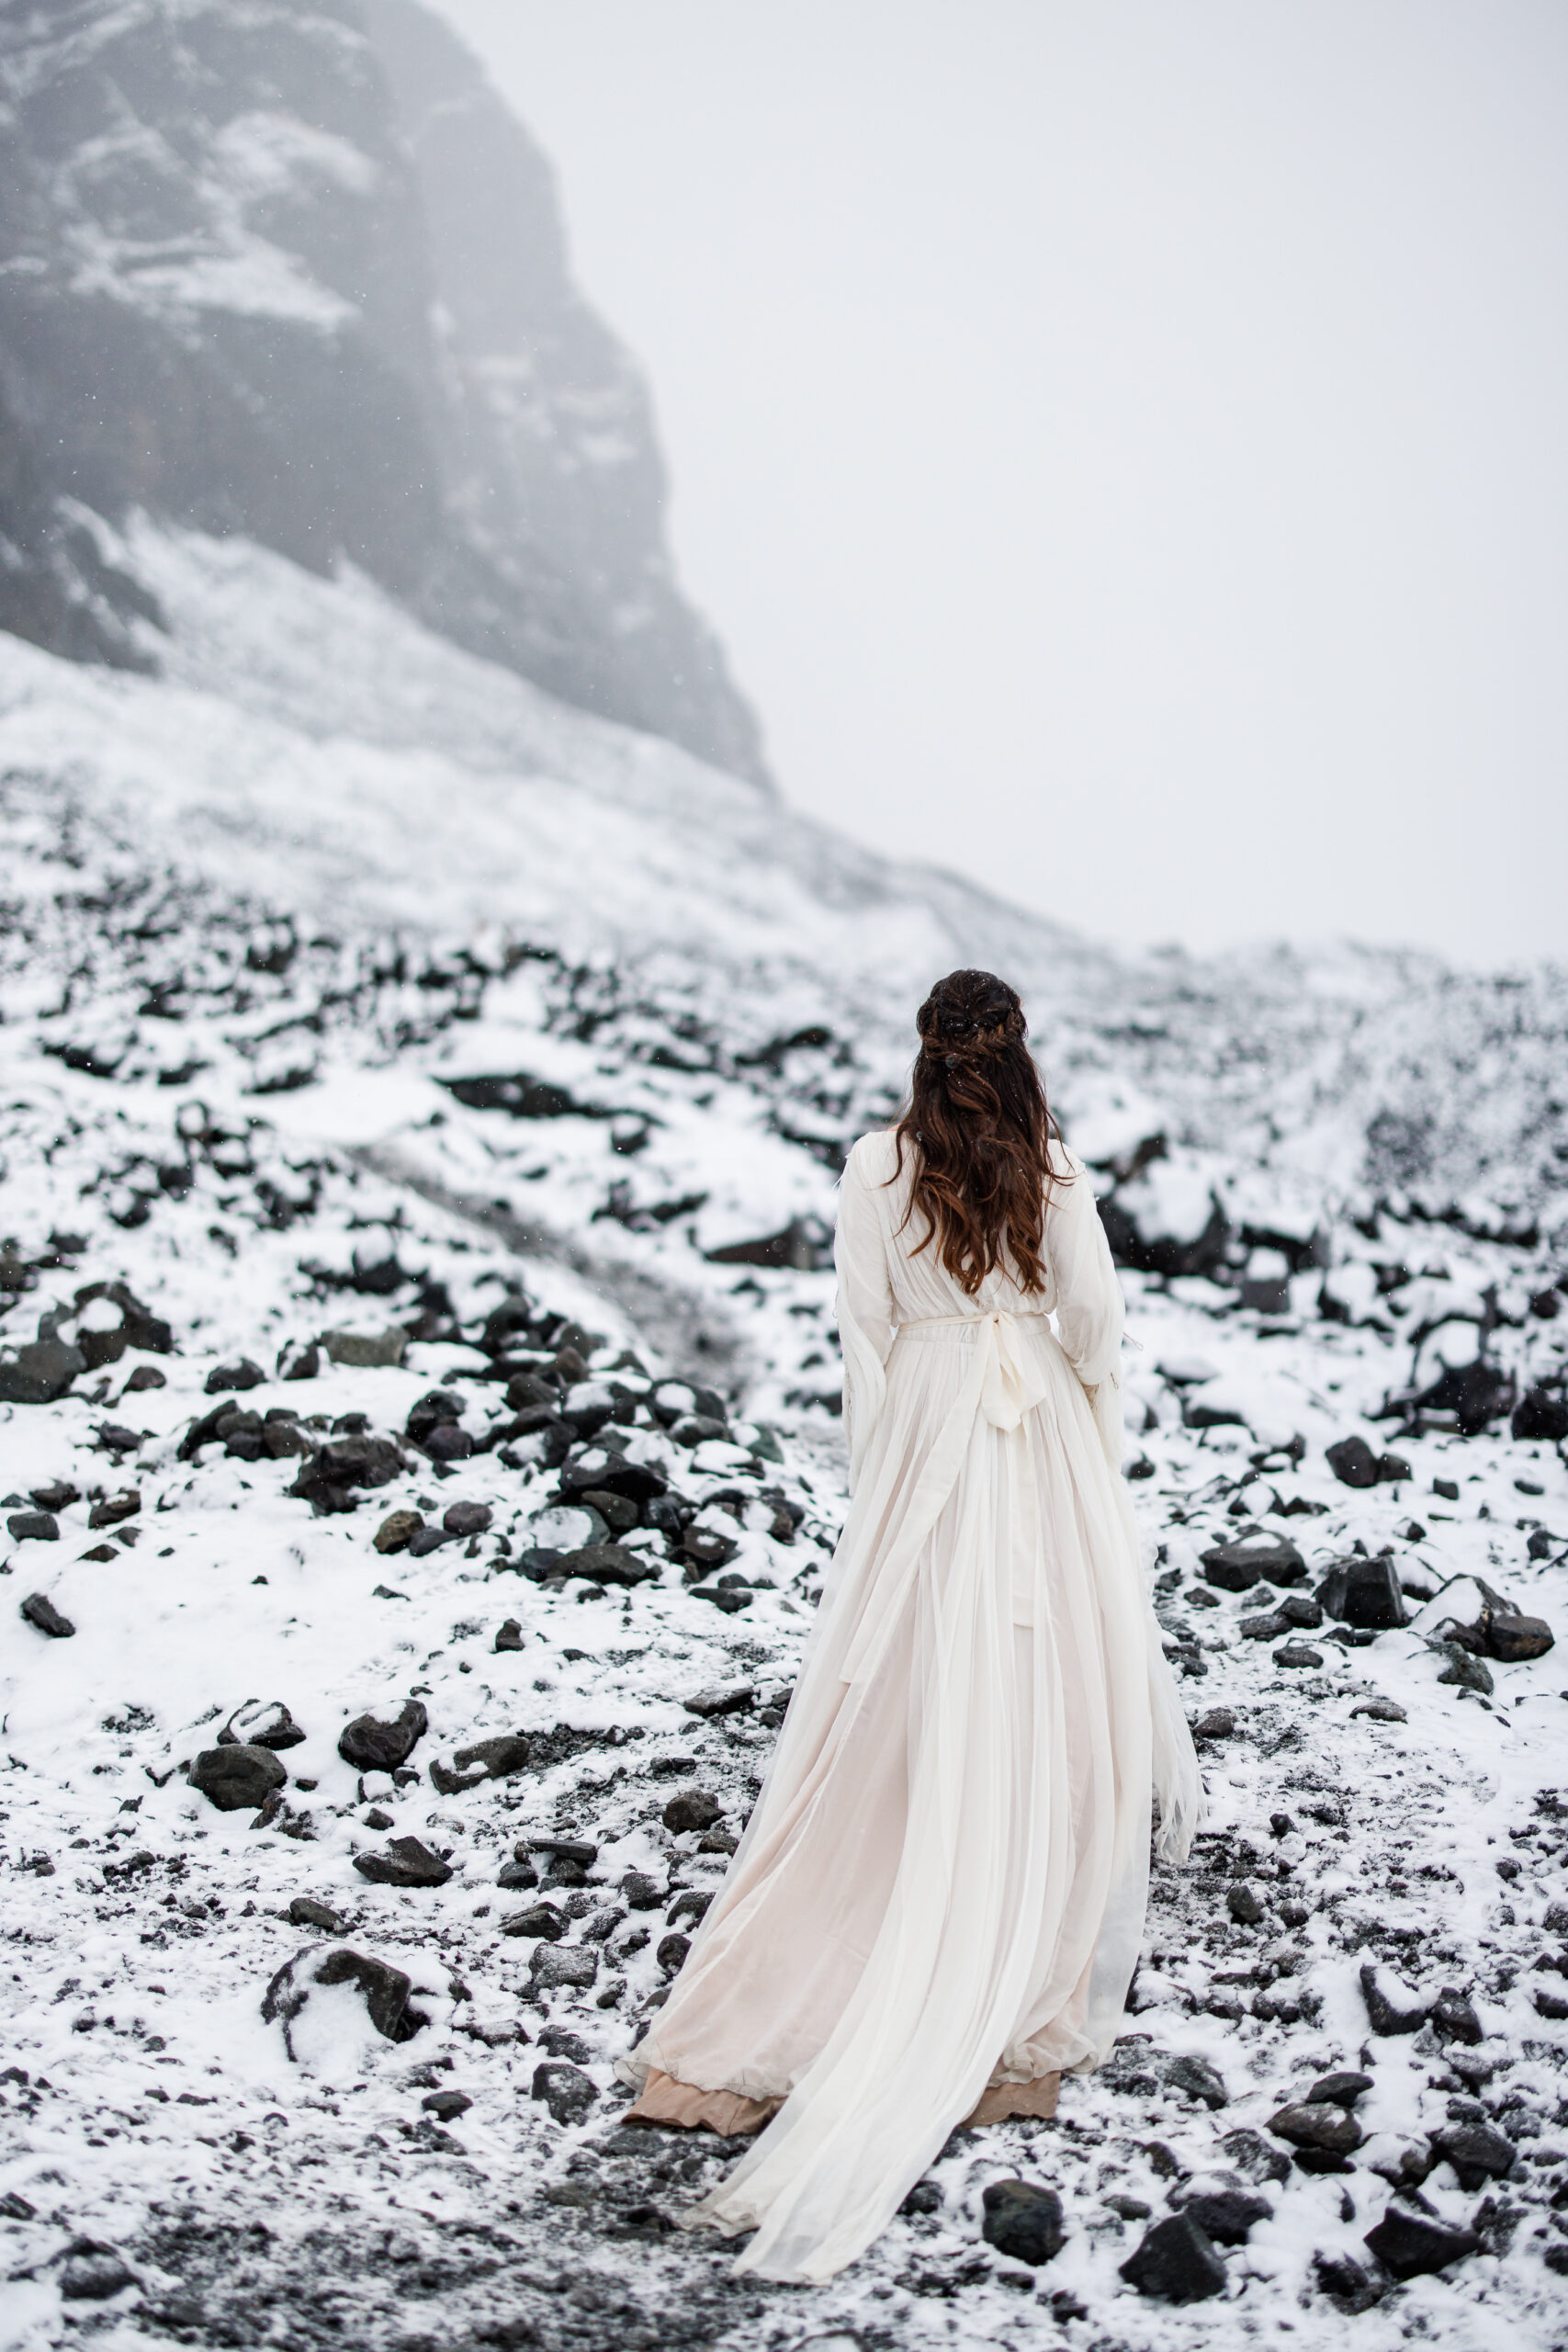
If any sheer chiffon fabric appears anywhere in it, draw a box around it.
[616,1131,1204,2283]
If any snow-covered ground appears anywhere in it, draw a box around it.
[0,532,1565,2351]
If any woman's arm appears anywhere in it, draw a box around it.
[1046,1148,1127,1454]
[834,1136,897,1487]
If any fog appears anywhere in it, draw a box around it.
[431,0,1567,966]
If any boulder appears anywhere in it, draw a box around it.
[57,2242,137,2301]
[1173,2188,1272,2245]
[1201,1530,1307,1591]
[19,1591,74,1638]
[189,1744,288,1812]
[1221,2128,1292,2186]
[1487,1611,1554,1663]
[6,1510,58,1542]
[1306,2070,1372,2107]
[353,1836,452,1888]
[219,1700,305,1751]
[503,1903,565,1941]
[559,1444,667,1504]
[1272,1642,1325,1670]
[205,1359,265,1394]
[1268,2103,1363,2155]
[494,1619,525,1652]
[529,1944,598,1992]
[981,2179,1066,2265]
[1165,2052,1227,2109]
[1325,1436,1410,1488]
[532,2060,598,2125]
[1512,1387,1568,1443]
[374,1510,423,1555]
[554,1543,659,1588]
[1413,1359,1514,1436]
[1315,1554,1406,1631]
[1409,1574,1551,1662]
[1359,1962,1431,2036]
[429,1733,531,1794]
[338,1700,428,1771]
[663,1787,724,1834]
[261,1945,419,2056]
[1363,2205,1480,2279]
[322,1328,405,1369]
[0,1336,85,1404]
[1118,2211,1227,2302]
[1428,2119,1516,2188]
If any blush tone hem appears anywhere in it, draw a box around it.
[621,2067,784,2140]
[964,2071,1060,2126]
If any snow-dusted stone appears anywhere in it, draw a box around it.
[555,1543,659,1588]
[1221,2128,1292,2185]
[682,1684,754,1719]
[6,1510,58,1541]
[1325,1436,1409,1488]
[530,1945,598,1993]
[374,1509,423,1555]
[1189,1707,1237,1740]
[1429,2118,1517,2188]
[1408,1573,1551,1661]
[494,1618,525,1652]
[532,2060,597,2124]
[0,1335,85,1404]
[188,1743,287,1811]
[1363,2204,1480,2279]
[662,1787,723,1834]
[1307,2070,1372,2106]
[1164,2052,1228,2109]
[57,2241,137,2301]
[1513,1386,1568,1442]
[1359,1962,1431,2036]
[1315,1554,1406,1630]
[19,1589,74,1637]
[1430,1640,1495,1694]
[1268,2102,1362,2156]
[1350,1697,1407,1721]
[428,1732,531,1794]
[322,1327,406,1369]
[980,2179,1066,2265]
[1487,1611,1555,1662]
[261,1945,420,2059]
[205,1359,265,1393]
[353,1835,452,1888]
[1118,2211,1227,2301]
[1171,2186,1273,2244]
[1271,1641,1325,1670]
[1201,1530,1307,1591]
[338,1699,428,1771]
[444,1501,492,1537]
[503,1903,565,1941]
[219,1699,305,1750]
[559,1442,667,1503]
[289,1432,405,1513]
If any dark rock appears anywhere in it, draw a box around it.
[96,1424,144,1455]
[87,1488,141,1530]
[528,1837,600,1866]
[57,2242,136,2301]
[339,1700,429,1771]
[1414,1358,1514,1435]
[1190,1707,1236,1740]
[1222,2127,1292,2186]
[559,1446,667,1504]
[1268,2102,1362,2155]
[1363,2204,1480,2278]
[1359,1962,1431,2035]
[663,1787,724,1834]
[1201,1532,1307,1591]
[495,1619,525,1652]
[497,1859,538,1893]
[1432,1641,1495,1694]
[1428,2120,1516,2188]
[29,1480,78,1513]
[669,1413,729,1449]
[682,1684,755,1719]
[205,1359,265,1394]
[220,1700,305,1751]
[1350,1697,1407,1721]
[429,1733,531,1794]
[189,1745,287,1812]
[1487,1611,1554,1663]
[1226,1883,1265,1926]
[1272,1642,1325,1670]
[532,2061,598,2125]
[354,1836,453,1889]
[530,1945,598,1992]
[1118,2211,1227,2301]
[504,1903,565,1940]
[406,1391,462,1444]
[444,1501,492,1537]
[278,1340,321,1381]
[901,2182,942,2216]
[374,1510,423,1555]
[554,1543,659,1587]
[1307,2070,1373,2106]
[1316,1554,1406,1630]
[408,1525,457,1556]
[1166,2053,1228,2109]
[657,1932,691,1974]
[288,1897,345,1934]
[578,1487,639,1534]
[1312,2250,1383,2311]
[262,1945,417,2053]
[621,1871,664,1911]
[423,2089,472,2120]
[0,1336,85,1404]
[6,1510,58,1542]
[289,1435,405,1515]
[1175,2188,1272,2245]
[423,1423,474,1463]
[981,2179,1066,2266]
[1431,1986,1483,2044]
[1512,1388,1568,1443]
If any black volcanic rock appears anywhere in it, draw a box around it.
[0,0,764,785]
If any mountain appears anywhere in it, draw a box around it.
[0,0,768,782]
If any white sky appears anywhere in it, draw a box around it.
[429,0,1567,966]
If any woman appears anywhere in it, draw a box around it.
[617,968,1204,2282]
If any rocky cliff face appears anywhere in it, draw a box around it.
[0,0,768,782]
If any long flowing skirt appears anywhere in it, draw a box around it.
[616,1314,1186,2283]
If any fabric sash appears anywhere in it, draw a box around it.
[838,1309,1051,1689]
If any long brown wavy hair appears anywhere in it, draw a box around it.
[888,969,1066,1295]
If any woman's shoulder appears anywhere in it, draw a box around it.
[1045,1138,1091,1189]
[843,1127,902,1178]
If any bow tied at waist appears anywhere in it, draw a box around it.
[839,1310,1052,1688]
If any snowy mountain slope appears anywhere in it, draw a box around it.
[0,529,1565,2349]
[0,0,764,779]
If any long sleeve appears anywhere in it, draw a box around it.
[1046,1148,1124,1399]
[833,1136,896,1489]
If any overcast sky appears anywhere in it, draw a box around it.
[430,1,1566,967]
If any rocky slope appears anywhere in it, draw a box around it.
[0,0,766,782]
[0,538,1565,2349]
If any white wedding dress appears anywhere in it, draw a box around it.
[616,1131,1204,2282]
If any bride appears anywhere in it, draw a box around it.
[616,967,1204,2282]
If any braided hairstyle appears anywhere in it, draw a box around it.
[889,969,1066,1295]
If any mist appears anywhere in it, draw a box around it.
[431,0,1567,966]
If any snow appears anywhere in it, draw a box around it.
[0,527,1564,2346]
